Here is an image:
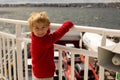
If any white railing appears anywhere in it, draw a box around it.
[0,18,120,80]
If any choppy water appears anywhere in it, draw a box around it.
[0,6,120,33]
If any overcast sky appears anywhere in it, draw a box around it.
[0,0,120,4]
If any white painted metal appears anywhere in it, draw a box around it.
[1,18,120,36]
[59,50,63,80]
[0,36,3,77]
[7,37,12,80]
[0,18,27,25]
[24,41,29,80]
[84,56,89,80]
[79,32,83,48]
[71,53,75,80]
[54,44,98,57]
[2,36,8,79]
[12,38,17,80]
[15,24,23,80]
[99,32,107,80]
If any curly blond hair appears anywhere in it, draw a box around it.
[28,11,50,32]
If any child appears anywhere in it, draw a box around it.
[28,11,74,80]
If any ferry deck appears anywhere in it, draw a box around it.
[0,18,120,80]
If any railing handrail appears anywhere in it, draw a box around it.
[0,18,120,37]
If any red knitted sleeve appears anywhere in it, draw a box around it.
[52,21,74,43]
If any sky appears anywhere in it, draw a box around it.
[0,0,120,4]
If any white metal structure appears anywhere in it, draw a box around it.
[0,18,120,80]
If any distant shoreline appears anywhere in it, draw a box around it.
[0,3,120,8]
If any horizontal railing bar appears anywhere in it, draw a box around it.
[0,31,16,38]
[0,18,120,37]
[72,25,120,37]
[54,44,98,57]
[0,18,27,25]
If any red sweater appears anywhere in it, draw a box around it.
[30,21,73,78]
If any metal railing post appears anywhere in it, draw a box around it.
[16,24,23,80]
[84,56,89,80]
[99,31,106,80]
[0,36,3,77]
[59,50,63,80]
[71,53,75,80]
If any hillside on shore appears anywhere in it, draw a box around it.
[0,3,120,8]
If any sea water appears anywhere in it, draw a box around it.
[0,6,120,33]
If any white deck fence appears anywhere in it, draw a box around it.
[0,18,120,80]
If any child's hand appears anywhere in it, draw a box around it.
[63,21,74,28]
